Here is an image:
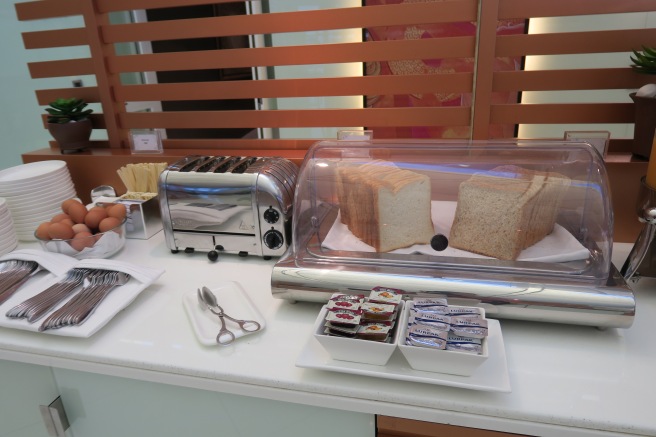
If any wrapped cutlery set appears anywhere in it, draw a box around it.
[0,250,164,337]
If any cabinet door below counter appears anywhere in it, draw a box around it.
[0,359,62,437]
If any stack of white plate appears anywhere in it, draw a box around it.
[0,198,18,255]
[0,161,77,241]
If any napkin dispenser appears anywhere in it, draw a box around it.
[271,139,636,328]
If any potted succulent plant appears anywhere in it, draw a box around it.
[46,98,94,153]
[629,47,656,159]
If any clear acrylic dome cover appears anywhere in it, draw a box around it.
[290,139,613,284]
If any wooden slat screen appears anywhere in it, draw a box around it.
[14,0,655,156]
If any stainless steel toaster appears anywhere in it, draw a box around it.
[158,155,298,261]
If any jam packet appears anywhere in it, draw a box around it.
[406,324,448,349]
[325,308,363,327]
[356,323,391,342]
[369,286,403,306]
[361,301,396,321]
[450,316,488,339]
[324,322,359,337]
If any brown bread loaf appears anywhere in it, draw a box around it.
[449,165,570,260]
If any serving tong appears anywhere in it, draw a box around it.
[197,286,261,345]
[0,260,42,305]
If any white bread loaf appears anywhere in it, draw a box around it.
[336,161,434,252]
[449,165,570,260]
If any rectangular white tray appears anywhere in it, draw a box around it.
[296,318,511,393]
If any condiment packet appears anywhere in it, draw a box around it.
[369,286,403,306]
[408,311,451,331]
[450,316,488,338]
[327,299,361,311]
[360,301,396,321]
[324,322,359,337]
[325,308,363,327]
[405,324,448,349]
[446,333,483,354]
[356,323,391,342]
[448,305,483,318]
[412,297,448,314]
[330,293,365,303]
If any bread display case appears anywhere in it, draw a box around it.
[271,140,636,328]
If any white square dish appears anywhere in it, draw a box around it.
[312,302,402,366]
[398,302,488,376]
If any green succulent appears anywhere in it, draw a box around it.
[46,98,93,124]
[630,46,656,75]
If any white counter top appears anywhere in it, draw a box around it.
[0,235,653,437]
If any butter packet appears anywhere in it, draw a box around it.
[450,316,488,339]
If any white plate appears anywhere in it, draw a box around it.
[296,318,511,393]
[182,281,266,346]
[0,161,67,185]
[0,174,72,195]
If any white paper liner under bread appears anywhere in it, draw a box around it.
[323,200,590,263]
[0,258,164,337]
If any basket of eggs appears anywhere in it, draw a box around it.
[34,198,127,259]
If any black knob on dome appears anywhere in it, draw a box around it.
[430,234,449,251]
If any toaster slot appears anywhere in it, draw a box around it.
[178,156,212,172]
[213,156,241,173]
[197,156,227,173]
[168,155,205,172]
[230,156,259,174]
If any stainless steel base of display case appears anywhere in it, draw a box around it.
[271,253,636,329]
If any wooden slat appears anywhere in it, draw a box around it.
[101,1,478,43]
[36,87,101,105]
[491,103,634,124]
[28,58,94,79]
[497,29,656,57]
[108,37,475,73]
[493,68,645,92]
[16,0,83,20]
[22,28,88,49]
[119,107,471,129]
[161,139,317,151]
[471,0,500,140]
[499,0,656,19]
[96,0,244,13]
[114,73,473,102]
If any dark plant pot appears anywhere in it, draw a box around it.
[47,119,92,154]
[630,92,656,160]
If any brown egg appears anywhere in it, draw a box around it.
[68,202,88,224]
[47,222,75,240]
[107,204,127,221]
[84,210,105,230]
[98,216,122,233]
[72,223,91,234]
[35,222,51,240]
[61,199,82,214]
[51,213,71,223]
[70,231,95,251]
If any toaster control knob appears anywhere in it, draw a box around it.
[263,229,284,250]
[263,207,280,224]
